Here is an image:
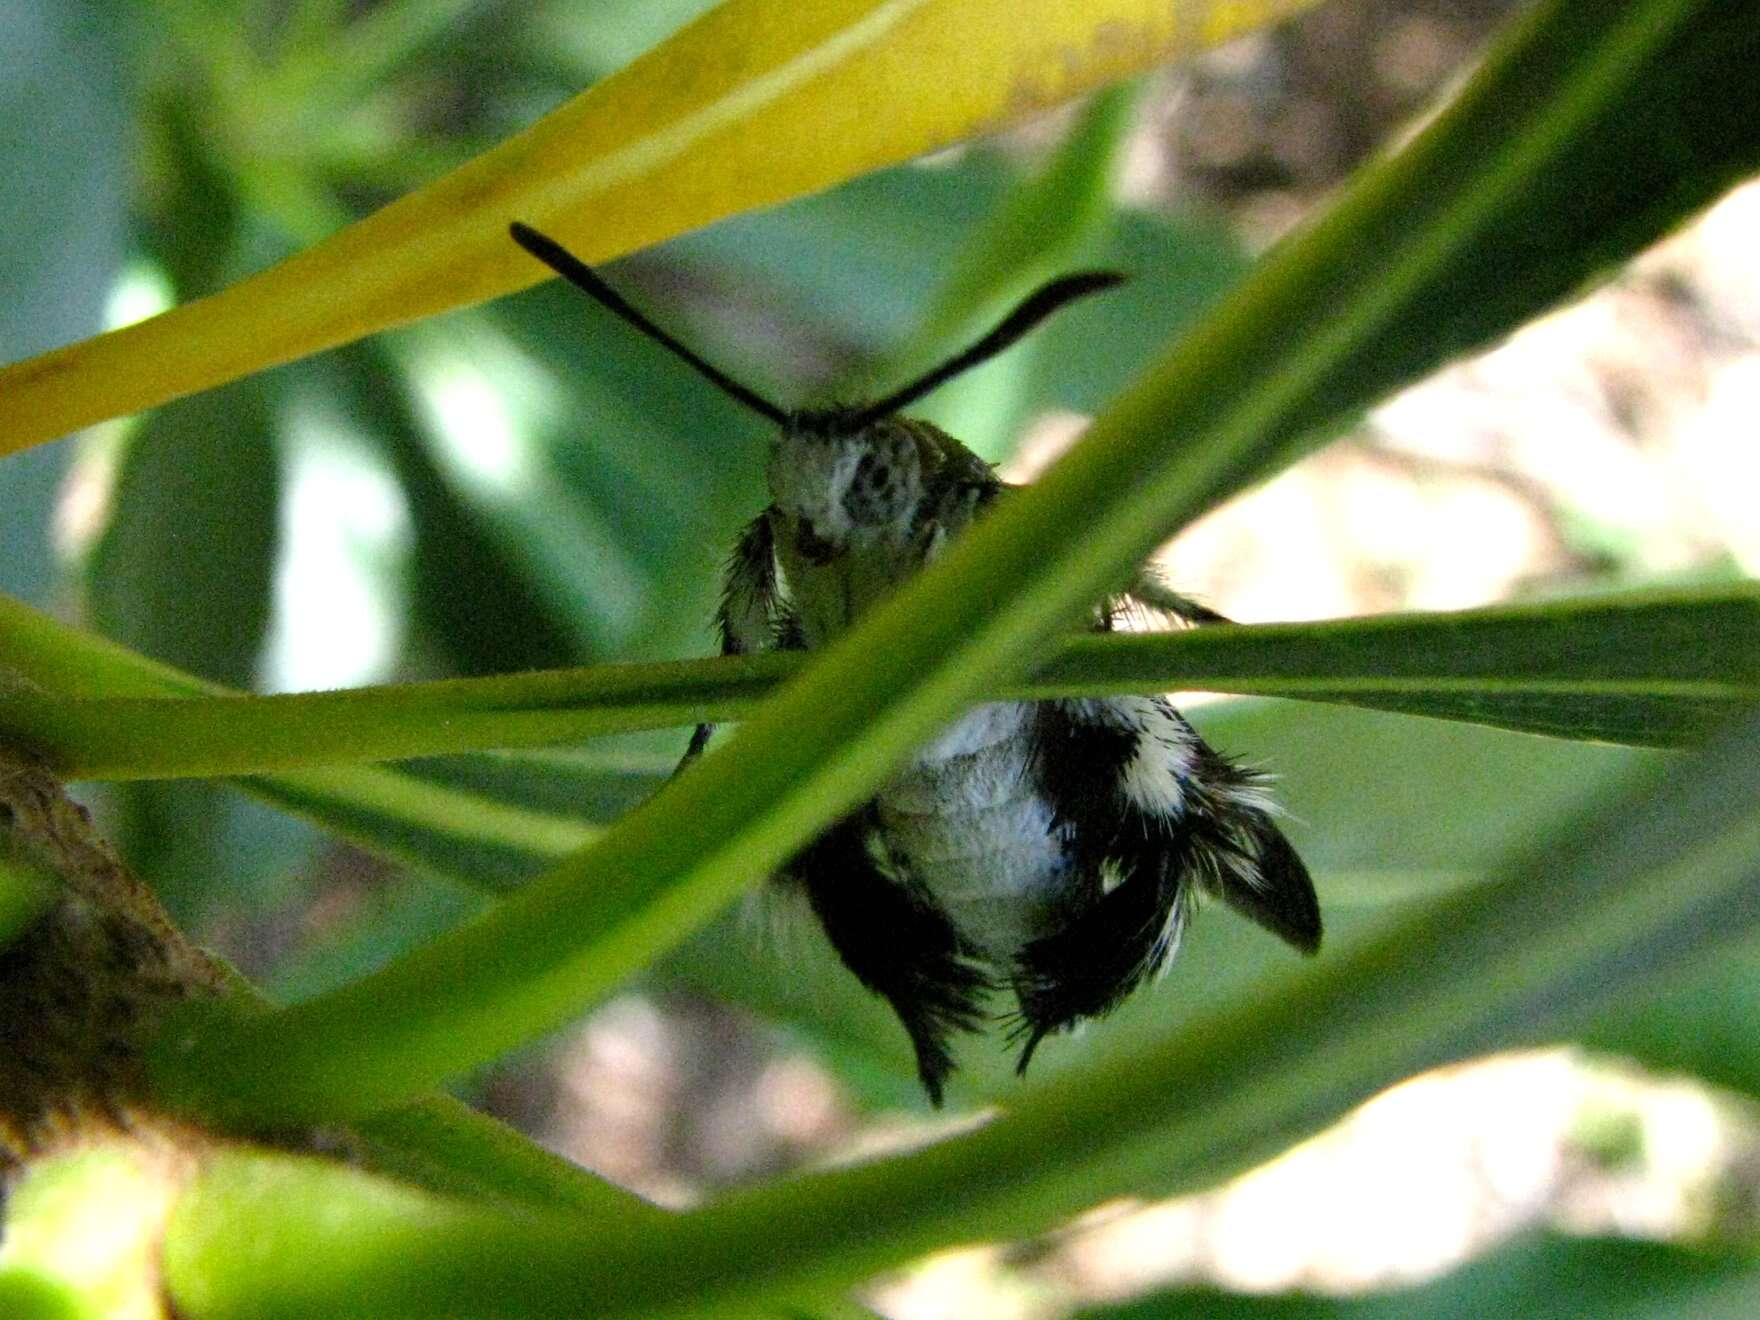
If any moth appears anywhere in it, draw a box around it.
[512,222,1321,1104]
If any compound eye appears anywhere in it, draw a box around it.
[848,449,893,503]
[840,428,919,526]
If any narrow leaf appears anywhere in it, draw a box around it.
[1582,924,1760,1106]
[160,715,1760,1314]
[143,0,1760,1127]
[8,585,1754,780]
[1073,1236,1760,1320]
[0,0,1319,454]
[0,593,595,890]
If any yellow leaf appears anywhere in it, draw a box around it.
[0,0,1319,457]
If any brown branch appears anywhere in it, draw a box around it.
[0,745,225,1167]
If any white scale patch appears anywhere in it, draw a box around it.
[1119,700,1198,821]
[878,702,1068,957]
[913,702,1031,764]
[1063,695,1200,822]
[768,440,867,539]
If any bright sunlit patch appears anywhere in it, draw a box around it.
[1678,356,1760,575]
[417,362,528,492]
[101,260,174,332]
[262,403,411,693]
[55,264,181,561]
[403,328,561,500]
[0,1142,182,1320]
[397,320,652,648]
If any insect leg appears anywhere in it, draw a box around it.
[784,811,990,1106]
[719,511,784,654]
[676,512,780,775]
[1123,565,1232,627]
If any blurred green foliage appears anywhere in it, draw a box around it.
[1076,1235,1760,1320]
[1,0,1251,931]
[4,1,1760,1317]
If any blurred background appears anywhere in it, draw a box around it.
[4,0,1759,1314]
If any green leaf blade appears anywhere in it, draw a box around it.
[141,0,1760,1129]
[159,717,1760,1315]
[8,585,1754,780]
[1071,1236,1760,1320]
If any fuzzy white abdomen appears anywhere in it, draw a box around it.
[875,702,1069,959]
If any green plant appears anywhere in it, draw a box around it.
[2,0,1759,1315]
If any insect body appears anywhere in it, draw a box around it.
[512,223,1321,1104]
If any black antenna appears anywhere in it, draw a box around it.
[841,270,1125,432]
[510,222,788,425]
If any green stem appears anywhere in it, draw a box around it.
[6,585,1756,780]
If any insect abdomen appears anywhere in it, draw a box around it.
[875,702,1072,958]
